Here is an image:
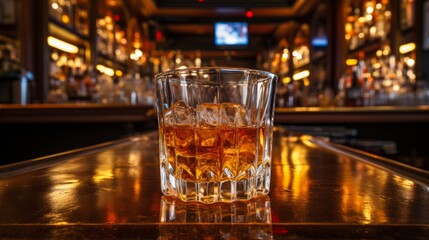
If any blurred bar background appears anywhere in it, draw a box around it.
[0,0,428,170]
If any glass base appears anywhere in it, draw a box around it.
[160,161,271,204]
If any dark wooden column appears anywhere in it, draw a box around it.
[416,0,429,81]
[334,0,349,87]
[390,0,400,58]
[327,0,340,90]
[19,0,49,103]
[18,0,33,73]
[33,0,49,102]
[89,0,98,68]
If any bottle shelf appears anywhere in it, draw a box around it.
[48,18,89,46]
[293,63,309,71]
[311,51,327,63]
[0,24,17,39]
[347,38,383,56]
[0,33,16,43]
[97,53,127,69]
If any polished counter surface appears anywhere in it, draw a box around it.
[275,105,429,124]
[2,104,429,124]
[0,128,428,239]
[0,103,156,123]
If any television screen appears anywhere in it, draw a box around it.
[214,22,248,47]
[311,36,328,47]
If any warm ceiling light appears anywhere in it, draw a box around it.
[96,64,114,77]
[293,70,310,81]
[106,0,119,7]
[399,42,416,54]
[346,59,358,66]
[135,49,143,57]
[282,77,291,84]
[47,36,79,54]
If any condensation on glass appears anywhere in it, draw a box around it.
[155,68,277,203]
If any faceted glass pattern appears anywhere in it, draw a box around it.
[156,68,277,203]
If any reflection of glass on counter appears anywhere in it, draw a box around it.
[160,196,272,239]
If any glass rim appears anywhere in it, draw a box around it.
[154,67,277,81]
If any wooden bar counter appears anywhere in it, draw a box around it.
[0,104,157,164]
[0,127,428,239]
[2,104,428,124]
[0,103,156,123]
[275,106,429,170]
[275,105,429,124]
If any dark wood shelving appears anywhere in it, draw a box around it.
[0,24,17,40]
[294,63,310,73]
[347,37,383,56]
[275,105,429,124]
[0,103,155,123]
[97,53,127,69]
[311,50,327,63]
[48,17,89,40]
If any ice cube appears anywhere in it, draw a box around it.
[173,100,196,125]
[164,108,174,126]
[221,103,249,127]
[197,103,221,127]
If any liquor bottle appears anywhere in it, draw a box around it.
[275,80,287,107]
[0,0,16,24]
[345,68,363,107]
[374,2,387,39]
[0,46,14,73]
[335,74,346,107]
[47,59,68,103]
[49,0,61,22]
[74,65,88,99]
[61,0,73,28]
[0,44,36,104]
[74,6,89,35]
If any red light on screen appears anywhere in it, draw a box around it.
[114,14,120,22]
[156,30,162,41]
[246,10,253,18]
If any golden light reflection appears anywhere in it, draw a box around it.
[290,145,310,165]
[301,135,317,148]
[280,139,289,167]
[393,175,415,189]
[277,137,310,209]
[92,148,146,223]
[340,160,369,223]
[94,152,119,223]
[282,136,299,143]
[361,195,374,224]
[128,151,141,176]
[339,159,391,224]
[128,151,142,201]
[47,172,80,223]
[93,152,115,183]
[133,178,141,201]
[392,175,416,201]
